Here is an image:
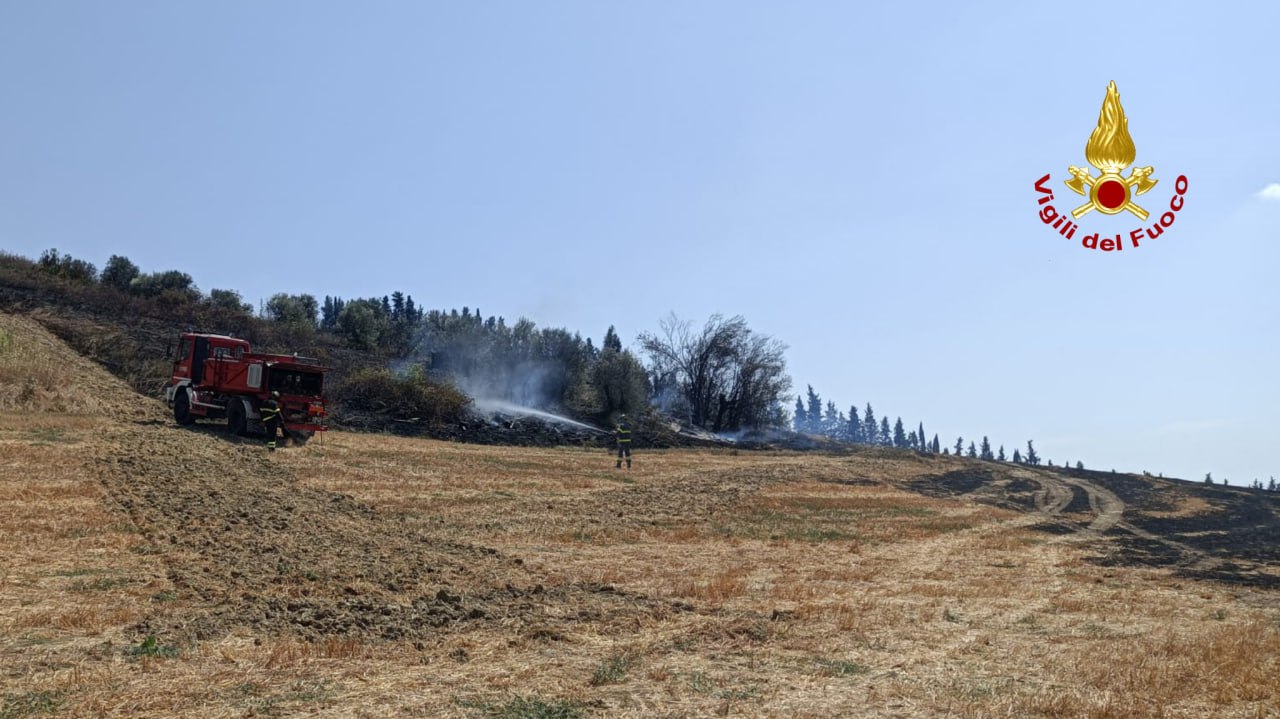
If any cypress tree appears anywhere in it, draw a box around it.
[954,436,964,455]
[893,418,907,447]
[980,436,993,460]
[793,397,807,432]
[863,404,877,446]
[847,405,862,443]
[824,401,841,436]
[879,417,891,446]
[967,441,977,458]
[603,326,623,352]
[806,386,822,434]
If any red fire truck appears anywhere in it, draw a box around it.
[165,332,328,441]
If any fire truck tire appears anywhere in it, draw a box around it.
[174,390,195,426]
[291,430,313,446]
[227,397,248,436]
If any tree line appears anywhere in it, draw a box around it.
[35,246,1263,485]
[789,383,1070,466]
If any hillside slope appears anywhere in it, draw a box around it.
[2,309,1279,718]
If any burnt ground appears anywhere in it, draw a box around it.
[905,465,1280,588]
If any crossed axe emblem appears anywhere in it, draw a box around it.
[1065,165,1158,220]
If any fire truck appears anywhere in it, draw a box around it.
[165,332,329,441]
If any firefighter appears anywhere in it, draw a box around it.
[614,414,632,469]
[261,391,284,451]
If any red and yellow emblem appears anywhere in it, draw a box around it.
[1065,81,1157,220]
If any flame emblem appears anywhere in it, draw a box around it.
[1065,81,1157,219]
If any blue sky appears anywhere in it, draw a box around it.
[2,2,1277,483]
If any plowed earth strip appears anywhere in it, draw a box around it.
[90,421,681,644]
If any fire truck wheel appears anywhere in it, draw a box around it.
[174,390,195,426]
[291,431,313,446]
[227,398,248,436]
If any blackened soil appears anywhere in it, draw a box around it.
[905,464,1280,588]
[1071,469,1177,513]
[1002,478,1040,512]
[1061,487,1092,515]
[906,469,995,498]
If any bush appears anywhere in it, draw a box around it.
[330,366,470,426]
[38,248,97,283]
[129,270,197,300]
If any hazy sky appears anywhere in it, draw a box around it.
[2,2,1277,483]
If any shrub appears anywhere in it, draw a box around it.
[330,366,470,426]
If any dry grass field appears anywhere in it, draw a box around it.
[2,310,1279,718]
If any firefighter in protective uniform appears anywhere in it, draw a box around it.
[261,391,284,451]
[614,414,632,469]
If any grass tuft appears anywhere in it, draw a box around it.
[588,654,635,686]
[813,657,870,677]
[124,636,180,660]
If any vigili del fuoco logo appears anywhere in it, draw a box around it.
[1034,81,1187,252]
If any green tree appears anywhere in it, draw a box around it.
[590,348,650,416]
[264,293,319,327]
[879,417,891,445]
[130,270,197,301]
[320,296,343,330]
[893,417,907,447]
[863,404,877,446]
[806,386,822,434]
[100,255,140,291]
[390,291,405,321]
[603,326,623,352]
[1013,448,1022,463]
[997,445,1006,462]
[337,299,389,351]
[824,401,842,436]
[847,405,861,442]
[954,436,964,455]
[980,436,993,460]
[208,288,252,314]
[793,396,807,432]
[967,441,977,458]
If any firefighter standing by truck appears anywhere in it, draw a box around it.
[261,391,284,451]
[614,414,632,469]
